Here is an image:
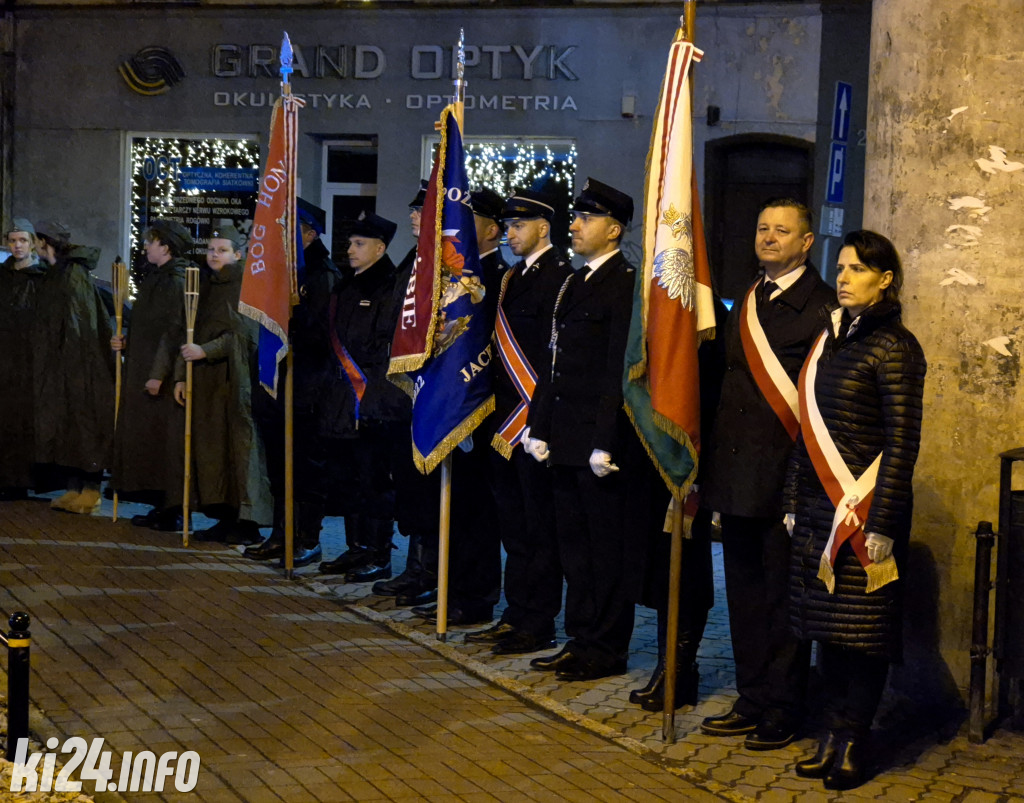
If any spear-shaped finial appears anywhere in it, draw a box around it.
[280,32,294,88]
[456,28,466,85]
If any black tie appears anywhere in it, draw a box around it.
[761,280,778,306]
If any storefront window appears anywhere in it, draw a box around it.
[127,134,260,274]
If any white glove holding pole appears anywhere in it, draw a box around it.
[784,513,795,537]
[589,449,619,477]
[865,532,894,562]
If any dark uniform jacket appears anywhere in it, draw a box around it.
[292,238,342,411]
[174,261,271,523]
[527,251,635,467]
[33,246,115,475]
[0,257,46,488]
[784,301,926,658]
[493,246,570,440]
[319,254,408,438]
[112,256,191,499]
[702,266,835,518]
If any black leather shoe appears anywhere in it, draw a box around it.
[555,658,627,682]
[396,587,438,607]
[744,720,797,750]
[372,569,423,596]
[345,561,392,583]
[152,513,185,532]
[465,622,518,644]
[635,662,699,712]
[795,732,840,779]
[244,536,285,561]
[319,547,372,575]
[410,602,437,618]
[700,710,760,736]
[491,631,557,656]
[285,545,322,569]
[193,519,235,543]
[529,646,580,672]
[823,738,865,790]
[131,508,161,527]
[426,607,492,626]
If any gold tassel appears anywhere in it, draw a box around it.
[817,553,836,594]
[865,557,899,594]
[490,433,514,459]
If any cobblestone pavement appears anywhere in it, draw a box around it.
[2,495,1023,802]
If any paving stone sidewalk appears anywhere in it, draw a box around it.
[2,495,1023,802]
[0,497,724,803]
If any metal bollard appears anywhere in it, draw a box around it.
[5,611,30,761]
[969,522,995,743]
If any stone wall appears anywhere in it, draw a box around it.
[866,0,1024,706]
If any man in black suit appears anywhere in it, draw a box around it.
[700,198,835,749]
[460,188,570,654]
[524,178,640,681]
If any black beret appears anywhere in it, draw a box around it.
[35,219,72,246]
[501,188,557,222]
[573,177,634,228]
[349,211,397,246]
[146,219,193,255]
[209,221,246,250]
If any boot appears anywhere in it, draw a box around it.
[245,530,285,561]
[66,487,101,514]
[631,660,699,712]
[395,538,438,606]
[823,737,866,790]
[373,534,426,596]
[226,519,262,546]
[796,732,840,779]
[345,518,393,583]
[151,505,184,531]
[50,489,81,511]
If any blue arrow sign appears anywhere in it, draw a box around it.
[832,82,852,143]
[827,143,847,204]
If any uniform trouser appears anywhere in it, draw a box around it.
[488,448,562,638]
[720,514,811,726]
[391,429,501,615]
[254,393,325,548]
[645,507,715,663]
[819,643,889,740]
[552,464,638,665]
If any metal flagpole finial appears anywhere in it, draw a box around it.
[280,32,294,89]
[457,28,466,84]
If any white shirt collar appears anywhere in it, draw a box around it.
[763,263,806,299]
[583,249,619,279]
[523,242,554,270]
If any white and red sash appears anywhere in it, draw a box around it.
[491,269,538,458]
[738,281,799,440]
[798,325,898,594]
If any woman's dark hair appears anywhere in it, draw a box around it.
[842,229,903,303]
[36,233,73,259]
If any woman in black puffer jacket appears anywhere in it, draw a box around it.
[783,230,926,791]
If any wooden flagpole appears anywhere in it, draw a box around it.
[663,0,699,745]
[280,35,298,579]
[111,257,128,522]
[435,29,468,643]
[182,265,200,547]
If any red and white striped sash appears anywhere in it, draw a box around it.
[738,282,799,440]
[491,269,537,458]
[798,328,898,594]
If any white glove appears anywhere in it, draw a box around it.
[865,532,894,562]
[529,439,550,462]
[784,513,795,537]
[458,435,474,453]
[589,449,620,477]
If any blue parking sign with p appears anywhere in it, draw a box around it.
[827,143,846,204]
